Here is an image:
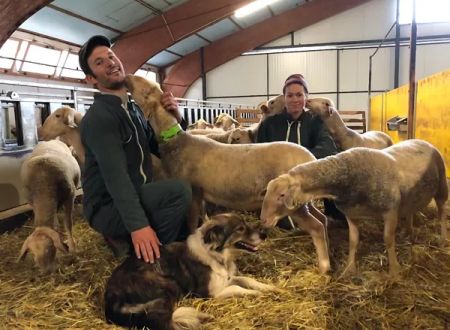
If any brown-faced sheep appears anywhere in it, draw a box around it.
[18,140,81,272]
[125,75,331,274]
[306,97,393,150]
[39,106,85,165]
[261,139,448,277]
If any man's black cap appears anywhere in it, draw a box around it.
[78,35,111,76]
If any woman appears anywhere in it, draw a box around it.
[257,74,346,229]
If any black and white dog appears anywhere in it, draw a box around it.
[104,213,275,330]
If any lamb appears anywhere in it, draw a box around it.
[187,118,214,130]
[38,106,85,165]
[260,95,284,119]
[125,75,331,274]
[306,97,393,150]
[18,140,81,272]
[214,113,240,130]
[227,127,255,144]
[39,106,168,181]
[261,139,448,277]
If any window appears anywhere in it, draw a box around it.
[0,39,19,69]
[399,0,450,24]
[135,69,157,82]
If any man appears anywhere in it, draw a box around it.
[257,74,347,229]
[78,35,191,263]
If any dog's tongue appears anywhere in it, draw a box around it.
[235,241,258,252]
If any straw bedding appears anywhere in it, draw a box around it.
[0,202,449,330]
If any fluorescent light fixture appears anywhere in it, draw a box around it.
[399,0,450,24]
[235,0,281,18]
[243,45,337,55]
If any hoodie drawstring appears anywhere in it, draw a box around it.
[285,120,301,144]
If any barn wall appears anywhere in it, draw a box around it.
[185,0,450,114]
[370,69,450,177]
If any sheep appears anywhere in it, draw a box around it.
[18,140,81,272]
[38,106,168,181]
[306,97,393,150]
[38,106,85,165]
[187,118,214,130]
[228,127,255,144]
[261,139,448,277]
[260,95,285,119]
[214,113,240,130]
[125,74,331,274]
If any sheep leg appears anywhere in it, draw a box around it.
[62,196,76,252]
[383,210,400,277]
[343,218,358,276]
[308,203,330,254]
[436,199,448,247]
[291,208,331,274]
[404,214,414,241]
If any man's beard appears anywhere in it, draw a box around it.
[108,79,125,90]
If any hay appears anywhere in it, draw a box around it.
[0,203,449,329]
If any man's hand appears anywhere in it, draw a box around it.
[161,92,182,123]
[131,226,161,263]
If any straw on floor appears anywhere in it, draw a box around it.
[0,202,449,329]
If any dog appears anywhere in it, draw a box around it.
[104,213,275,330]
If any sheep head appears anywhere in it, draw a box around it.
[17,226,69,273]
[261,95,285,119]
[306,97,336,118]
[260,174,306,228]
[125,75,177,137]
[214,113,240,131]
[39,106,82,140]
[227,128,252,144]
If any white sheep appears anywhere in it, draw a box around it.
[214,113,240,130]
[227,127,255,144]
[38,106,85,165]
[38,106,167,181]
[306,97,393,150]
[18,140,81,272]
[187,118,214,130]
[260,95,285,119]
[261,139,448,277]
[125,75,331,274]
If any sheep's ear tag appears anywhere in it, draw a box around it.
[160,124,183,142]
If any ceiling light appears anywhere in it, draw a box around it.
[235,0,282,18]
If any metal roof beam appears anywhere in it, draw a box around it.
[163,0,372,97]
[0,0,52,47]
[114,0,254,73]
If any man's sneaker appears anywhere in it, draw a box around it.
[103,235,132,258]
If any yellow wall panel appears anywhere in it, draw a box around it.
[370,69,450,177]
[369,94,384,131]
[416,70,450,177]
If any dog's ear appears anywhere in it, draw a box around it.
[204,225,226,250]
